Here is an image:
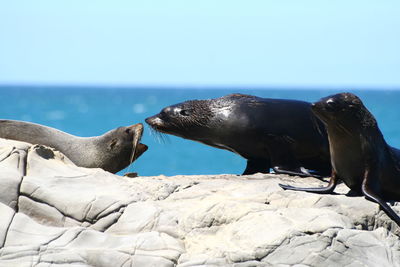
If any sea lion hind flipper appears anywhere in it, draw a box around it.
[279,173,338,194]
[273,166,324,179]
[361,171,400,226]
[278,182,336,193]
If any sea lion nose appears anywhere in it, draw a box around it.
[127,123,143,134]
[145,116,163,126]
[311,102,318,110]
[129,123,143,129]
[145,117,155,125]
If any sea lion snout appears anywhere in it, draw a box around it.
[128,123,144,137]
[145,116,164,127]
[311,100,326,114]
[311,102,317,110]
[312,95,344,116]
[127,123,146,155]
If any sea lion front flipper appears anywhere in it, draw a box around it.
[242,158,271,175]
[266,134,316,177]
[279,171,338,194]
[361,169,400,226]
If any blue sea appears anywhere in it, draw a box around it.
[1,86,399,176]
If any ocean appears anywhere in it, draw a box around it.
[1,86,399,176]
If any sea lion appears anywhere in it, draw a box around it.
[145,93,331,176]
[0,120,148,173]
[279,93,400,226]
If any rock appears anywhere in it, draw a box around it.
[0,138,399,266]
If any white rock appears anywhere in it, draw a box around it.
[0,138,399,267]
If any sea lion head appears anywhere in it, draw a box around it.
[102,123,148,173]
[311,92,377,131]
[145,100,214,140]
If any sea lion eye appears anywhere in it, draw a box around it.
[180,109,191,116]
[125,128,131,135]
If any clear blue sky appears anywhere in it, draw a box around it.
[1,0,399,88]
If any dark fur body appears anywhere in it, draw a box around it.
[280,93,400,226]
[0,120,148,173]
[146,93,331,176]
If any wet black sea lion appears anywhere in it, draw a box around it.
[279,93,400,226]
[145,93,331,176]
[0,120,148,173]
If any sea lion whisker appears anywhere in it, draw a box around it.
[148,127,170,144]
[158,132,170,144]
[333,121,353,136]
[125,140,137,175]
[310,113,326,137]
[337,124,350,135]
[127,128,141,171]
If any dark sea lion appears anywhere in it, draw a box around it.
[279,93,400,226]
[0,120,148,173]
[145,93,331,176]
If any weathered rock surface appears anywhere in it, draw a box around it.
[0,138,399,267]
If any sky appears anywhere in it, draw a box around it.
[0,0,399,88]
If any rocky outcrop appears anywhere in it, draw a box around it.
[0,138,399,266]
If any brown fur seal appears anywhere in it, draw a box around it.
[146,93,331,177]
[0,120,148,173]
[279,93,400,226]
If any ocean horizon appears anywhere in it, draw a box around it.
[1,85,400,176]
